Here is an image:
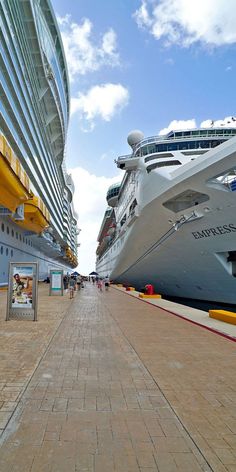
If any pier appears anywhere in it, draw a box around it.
[0,283,236,471]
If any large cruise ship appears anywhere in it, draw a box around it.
[0,0,78,285]
[96,125,236,304]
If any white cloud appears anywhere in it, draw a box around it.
[70,167,122,274]
[57,15,119,79]
[159,116,236,135]
[159,119,197,135]
[200,116,236,128]
[134,0,236,47]
[71,83,129,128]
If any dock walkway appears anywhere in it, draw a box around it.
[0,283,236,471]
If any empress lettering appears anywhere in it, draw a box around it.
[192,224,236,239]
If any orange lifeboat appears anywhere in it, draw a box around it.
[0,135,31,212]
[13,195,50,233]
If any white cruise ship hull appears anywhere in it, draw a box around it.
[96,136,236,304]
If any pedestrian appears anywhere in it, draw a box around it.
[104,275,110,291]
[97,278,103,292]
[63,275,68,291]
[69,277,76,299]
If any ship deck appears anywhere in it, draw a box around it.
[0,283,236,471]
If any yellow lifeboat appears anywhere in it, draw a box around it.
[13,195,50,233]
[0,135,31,212]
[65,247,78,267]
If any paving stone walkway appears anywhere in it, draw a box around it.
[0,283,236,471]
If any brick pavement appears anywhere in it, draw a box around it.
[0,283,235,471]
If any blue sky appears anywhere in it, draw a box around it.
[51,0,236,274]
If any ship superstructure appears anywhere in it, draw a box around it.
[0,0,78,284]
[96,126,236,303]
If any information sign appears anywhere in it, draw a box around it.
[49,270,63,296]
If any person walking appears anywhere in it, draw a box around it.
[69,277,76,299]
[104,275,110,291]
[97,278,103,292]
[77,274,82,290]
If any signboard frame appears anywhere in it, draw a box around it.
[6,262,38,321]
[49,269,63,296]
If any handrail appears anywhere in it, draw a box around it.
[133,131,235,152]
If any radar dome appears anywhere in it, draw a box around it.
[127,130,144,148]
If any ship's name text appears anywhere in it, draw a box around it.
[192,223,236,239]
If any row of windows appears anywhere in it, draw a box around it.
[1,223,33,246]
[172,129,236,138]
[135,139,224,157]
[0,247,14,257]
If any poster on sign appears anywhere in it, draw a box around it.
[6,262,38,321]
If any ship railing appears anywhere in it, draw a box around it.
[132,131,236,152]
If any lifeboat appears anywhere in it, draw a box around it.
[0,135,31,212]
[13,195,50,233]
[65,246,78,267]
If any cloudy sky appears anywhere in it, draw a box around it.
[51,0,236,274]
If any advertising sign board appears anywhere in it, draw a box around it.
[6,262,38,321]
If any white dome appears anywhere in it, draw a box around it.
[127,130,144,148]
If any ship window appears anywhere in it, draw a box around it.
[12,230,14,237]
[147,161,181,173]
[145,153,173,163]
[167,143,178,151]
[147,144,157,154]
[7,226,9,234]
[129,199,137,216]
[16,232,18,239]
[25,239,27,244]
[163,189,209,213]
[141,145,148,156]
[120,214,127,226]
[19,234,22,241]
[0,247,3,254]
[181,150,207,156]
[11,250,13,257]
[23,237,25,243]
[1,223,4,232]
[6,248,8,256]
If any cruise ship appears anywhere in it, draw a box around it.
[0,0,78,285]
[96,125,236,304]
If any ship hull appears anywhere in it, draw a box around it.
[96,138,236,303]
